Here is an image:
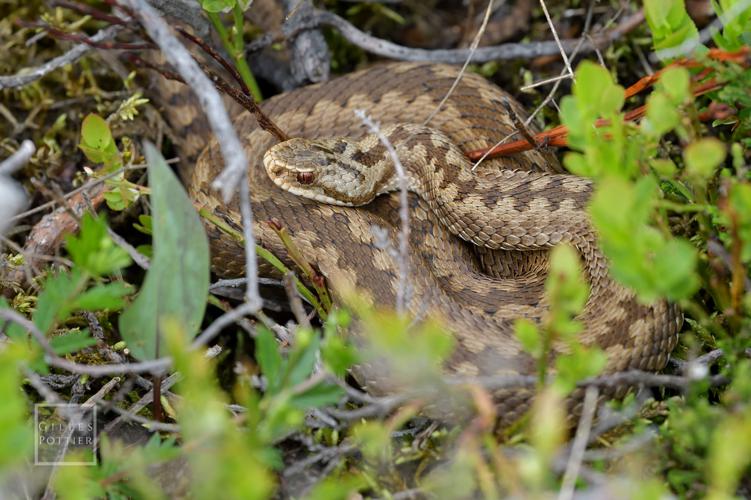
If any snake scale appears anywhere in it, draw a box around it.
[160,62,682,423]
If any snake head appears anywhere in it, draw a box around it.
[263,137,384,206]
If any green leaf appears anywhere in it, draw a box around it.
[133,214,153,235]
[546,244,589,338]
[33,270,85,334]
[730,183,751,262]
[70,282,132,311]
[0,341,34,469]
[289,383,343,409]
[49,329,97,355]
[256,327,283,394]
[645,91,680,137]
[321,332,358,378]
[554,347,607,394]
[651,158,678,177]
[79,113,121,171]
[573,61,625,116]
[644,0,700,54]
[515,318,541,357]
[353,421,392,463]
[589,177,699,302]
[652,239,700,300]
[560,61,630,178]
[711,0,751,50]
[285,329,320,388]
[306,475,366,500]
[658,67,691,104]
[118,143,210,360]
[684,138,726,183]
[65,213,132,277]
[80,113,112,151]
[200,0,235,13]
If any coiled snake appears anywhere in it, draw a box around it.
[168,63,682,423]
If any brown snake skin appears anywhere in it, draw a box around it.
[160,63,682,423]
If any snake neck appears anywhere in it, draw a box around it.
[384,125,594,251]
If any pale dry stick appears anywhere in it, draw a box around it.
[558,386,599,500]
[422,0,496,128]
[119,0,262,312]
[8,163,149,224]
[520,72,572,92]
[0,305,177,375]
[521,0,598,121]
[473,0,598,171]
[651,0,751,61]
[0,141,33,235]
[191,301,258,348]
[239,180,262,309]
[0,140,35,174]
[539,0,575,80]
[106,227,151,269]
[101,401,181,432]
[0,25,121,90]
[209,277,285,290]
[355,110,411,314]
[581,427,657,462]
[283,272,312,329]
[308,9,601,63]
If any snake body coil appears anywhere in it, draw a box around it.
[176,63,682,423]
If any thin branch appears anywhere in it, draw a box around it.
[356,111,411,314]
[0,25,122,90]
[0,140,35,175]
[558,386,599,500]
[106,227,150,270]
[191,301,258,348]
[539,0,574,79]
[422,0,494,128]
[279,8,636,64]
[119,0,262,312]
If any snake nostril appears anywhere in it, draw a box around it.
[297,172,315,184]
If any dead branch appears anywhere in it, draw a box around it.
[119,0,263,314]
[0,25,122,90]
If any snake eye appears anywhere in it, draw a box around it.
[297,172,315,184]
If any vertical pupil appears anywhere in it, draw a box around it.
[297,172,314,184]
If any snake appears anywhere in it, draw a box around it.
[160,62,682,424]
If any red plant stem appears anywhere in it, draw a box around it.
[467,47,748,161]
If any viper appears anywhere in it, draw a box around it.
[161,62,682,423]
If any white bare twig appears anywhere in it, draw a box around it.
[422,0,495,128]
[304,9,614,63]
[119,0,262,312]
[106,227,151,270]
[0,141,32,235]
[473,0,598,171]
[539,0,575,80]
[558,386,599,500]
[0,140,35,174]
[0,26,121,90]
[355,110,411,314]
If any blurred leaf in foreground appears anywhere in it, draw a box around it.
[119,142,209,360]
